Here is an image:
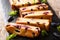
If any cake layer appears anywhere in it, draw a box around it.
[6,23,40,38]
[21,10,53,21]
[20,3,48,12]
[16,18,50,30]
[9,0,40,9]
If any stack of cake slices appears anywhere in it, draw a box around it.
[6,0,53,38]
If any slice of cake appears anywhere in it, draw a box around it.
[21,10,53,21]
[20,3,48,12]
[9,0,40,9]
[16,18,50,30]
[6,23,40,38]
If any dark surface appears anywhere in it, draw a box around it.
[11,2,60,40]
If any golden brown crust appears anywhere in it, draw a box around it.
[9,0,40,10]
[19,3,48,12]
[6,23,40,38]
[16,18,50,30]
[20,10,53,22]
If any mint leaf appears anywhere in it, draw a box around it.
[6,34,17,40]
[57,26,60,32]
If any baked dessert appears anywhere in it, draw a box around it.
[16,18,50,30]
[6,23,40,38]
[9,0,40,9]
[21,10,53,21]
[20,3,48,12]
